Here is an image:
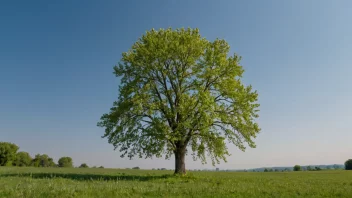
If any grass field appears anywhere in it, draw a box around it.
[1,167,352,197]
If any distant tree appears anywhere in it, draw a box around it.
[92,166,97,168]
[315,166,321,171]
[264,168,268,172]
[99,166,104,168]
[293,165,301,171]
[132,166,140,169]
[333,164,340,170]
[345,159,352,170]
[0,142,19,166]
[274,169,279,172]
[13,151,32,167]
[31,154,56,167]
[58,157,73,168]
[79,163,89,168]
[98,28,261,175]
[307,166,312,171]
[31,154,40,167]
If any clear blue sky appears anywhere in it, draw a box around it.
[1,0,351,169]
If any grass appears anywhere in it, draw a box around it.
[1,167,352,197]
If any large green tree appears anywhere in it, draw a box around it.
[58,157,73,167]
[98,28,260,174]
[0,142,19,166]
[13,151,32,167]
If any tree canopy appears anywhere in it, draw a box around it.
[13,151,32,167]
[293,165,301,171]
[58,157,73,168]
[32,154,56,167]
[345,159,352,170]
[79,163,89,168]
[0,142,19,166]
[99,28,261,174]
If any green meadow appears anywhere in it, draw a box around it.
[1,167,352,198]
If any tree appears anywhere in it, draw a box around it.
[345,159,352,170]
[264,168,268,172]
[99,166,104,168]
[293,165,301,171]
[58,157,73,167]
[79,163,89,168]
[333,164,340,170]
[314,166,321,171]
[98,28,260,175]
[132,166,140,169]
[307,166,312,171]
[0,142,19,166]
[13,151,32,167]
[32,154,56,167]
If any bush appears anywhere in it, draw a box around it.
[79,163,89,168]
[132,166,140,169]
[293,165,301,171]
[345,159,352,170]
[32,154,56,167]
[13,152,32,167]
[58,157,73,167]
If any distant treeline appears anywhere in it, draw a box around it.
[0,142,103,168]
[255,164,344,172]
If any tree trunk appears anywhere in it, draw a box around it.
[174,147,186,175]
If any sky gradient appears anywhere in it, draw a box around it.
[1,0,351,169]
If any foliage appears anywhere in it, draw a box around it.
[32,154,56,167]
[79,163,89,168]
[132,166,140,169]
[99,166,104,168]
[58,157,73,168]
[293,165,301,171]
[98,28,260,174]
[345,159,352,170]
[0,142,19,166]
[13,151,32,167]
